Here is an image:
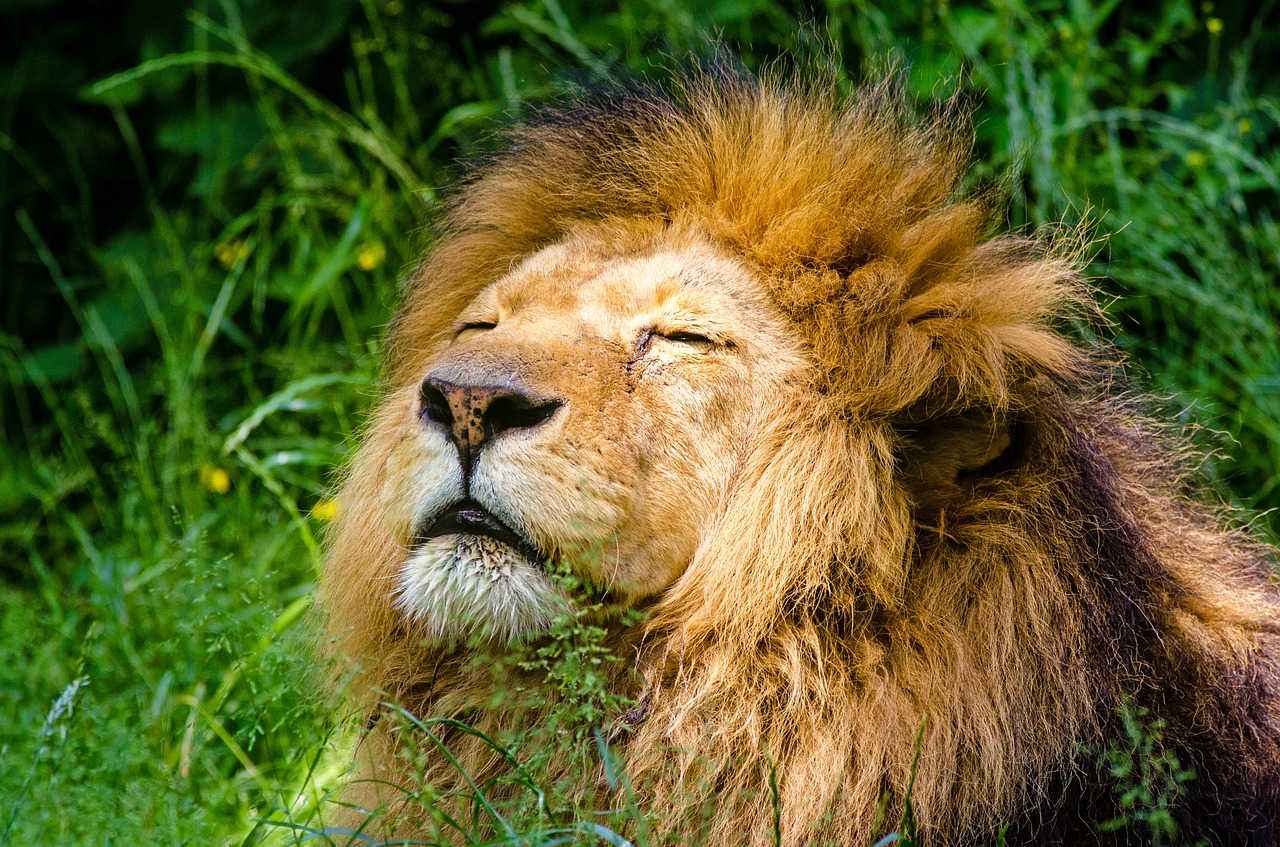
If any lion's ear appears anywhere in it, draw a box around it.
[895,404,1015,516]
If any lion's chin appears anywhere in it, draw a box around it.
[393,534,568,643]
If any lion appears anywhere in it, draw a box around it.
[322,65,1280,845]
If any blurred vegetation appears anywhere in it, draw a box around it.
[1,0,1278,843]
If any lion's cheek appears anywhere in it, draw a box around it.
[596,415,739,599]
[604,524,702,600]
[379,426,464,546]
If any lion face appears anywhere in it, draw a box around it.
[380,232,804,642]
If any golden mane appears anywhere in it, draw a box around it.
[323,64,1280,844]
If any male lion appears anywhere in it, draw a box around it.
[323,66,1280,845]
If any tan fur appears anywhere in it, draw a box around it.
[322,66,1280,845]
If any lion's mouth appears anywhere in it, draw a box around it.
[416,499,545,565]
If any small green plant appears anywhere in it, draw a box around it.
[1,673,89,843]
[484,554,648,836]
[1097,701,1204,847]
[516,559,642,741]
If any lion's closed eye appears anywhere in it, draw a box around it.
[454,320,497,341]
[658,330,715,346]
[655,329,737,352]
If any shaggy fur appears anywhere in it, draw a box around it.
[323,64,1280,845]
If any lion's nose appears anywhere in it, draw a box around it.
[420,376,562,460]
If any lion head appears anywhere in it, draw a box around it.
[323,66,1280,845]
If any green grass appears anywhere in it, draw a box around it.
[1,0,1278,843]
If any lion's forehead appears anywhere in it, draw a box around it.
[476,240,766,336]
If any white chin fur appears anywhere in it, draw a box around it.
[393,534,567,643]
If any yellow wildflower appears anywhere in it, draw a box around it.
[1184,150,1208,169]
[214,239,250,270]
[356,242,387,271]
[1238,118,1253,135]
[1206,17,1223,34]
[311,499,340,521]
[200,463,231,495]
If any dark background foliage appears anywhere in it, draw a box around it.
[1,0,1277,842]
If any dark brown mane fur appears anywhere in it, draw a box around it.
[323,63,1280,845]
